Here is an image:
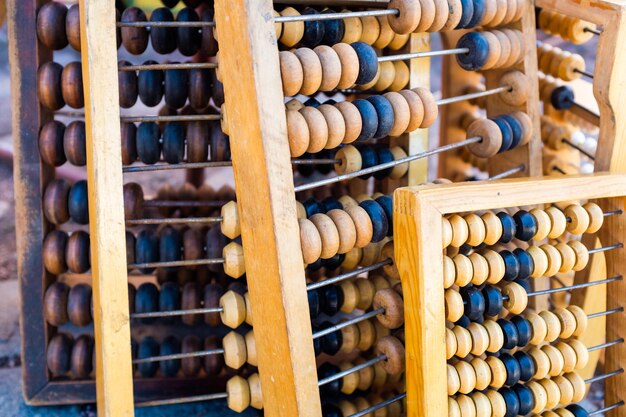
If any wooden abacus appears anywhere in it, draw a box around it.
[395,173,626,417]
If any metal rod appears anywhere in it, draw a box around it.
[605,210,623,217]
[589,401,625,416]
[574,68,595,79]
[527,276,623,297]
[119,63,217,72]
[585,368,624,384]
[378,47,469,63]
[553,166,568,175]
[135,392,228,408]
[275,8,397,23]
[313,308,384,340]
[306,259,393,291]
[124,161,233,173]
[349,393,408,417]
[126,216,222,226]
[131,307,223,319]
[121,114,221,123]
[143,200,226,208]
[588,308,624,320]
[295,137,481,193]
[436,86,510,107]
[488,164,525,180]
[562,138,596,160]
[570,101,600,127]
[291,158,341,165]
[584,26,602,36]
[133,348,225,364]
[318,356,386,387]
[117,21,215,28]
[128,258,225,269]
[588,243,623,254]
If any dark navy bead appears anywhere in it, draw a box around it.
[321,285,344,316]
[466,0,485,28]
[160,336,181,377]
[317,149,334,175]
[492,116,513,153]
[135,282,159,324]
[515,277,531,293]
[312,330,322,356]
[458,243,473,256]
[499,387,520,417]
[566,404,590,417]
[159,227,182,271]
[164,66,189,109]
[304,198,325,217]
[500,250,520,281]
[359,200,388,242]
[461,286,486,322]
[501,114,523,149]
[373,147,394,180]
[176,8,201,56]
[150,8,177,54]
[375,195,393,235]
[366,95,395,138]
[500,353,521,386]
[513,248,533,280]
[307,258,324,272]
[323,253,345,270]
[296,153,315,178]
[512,384,535,416]
[497,212,516,243]
[353,99,378,141]
[456,315,471,328]
[513,351,535,382]
[482,285,503,317]
[304,97,321,108]
[323,99,337,105]
[68,180,89,225]
[162,122,185,164]
[135,230,159,274]
[308,289,321,319]
[456,32,489,71]
[159,281,181,323]
[317,362,342,396]
[301,7,325,47]
[511,316,532,348]
[322,404,343,417]
[456,0,475,28]
[321,9,345,45]
[497,318,519,350]
[359,146,379,179]
[137,337,160,377]
[322,197,342,212]
[321,330,342,356]
[513,210,537,241]
[351,42,378,85]
[551,85,575,110]
[138,61,164,107]
[137,122,161,164]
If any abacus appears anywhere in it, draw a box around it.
[395,173,626,417]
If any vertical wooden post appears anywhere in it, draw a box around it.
[78,1,134,416]
[214,1,321,416]
[408,33,430,185]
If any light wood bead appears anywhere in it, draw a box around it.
[464,214,486,247]
[531,208,551,241]
[332,44,359,90]
[314,45,342,92]
[398,89,424,132]
[542,344,565,377]
[339,400,358,417]
[526,381,548,414]
[467,118,503,159]
[344,205,374,249]
[487,0,507,27]
[539,378,562,409]
[482,319,504,353]
[335,145,362,175]
[565,372,587,402]
[513,111,533,146]
[471,358,492,391]
[220,201,241,240]
[279,8,304,47]
[555,409,576,417]
[299,218,322,264]
[273,10,282,39]
[502,0,517,24]
[388,146,409,179]
[482,212,503,246]
[483,249,506,284]
[541,244,563,277]
[469,253,489,286]
[502,282,528,314]
[294,48,322,96]
[414,87,438,128]
[326,209,357,255]
[335,101,363,144]
[567,240,589,272]
[374,15,395,49]
[428,0,449,32]
[354,397,372,415]
[223,331,247,370]
[359,15,381,45]
[553,307,577,339]
[527,245,549,278]
[356,357,375,390]
[357,319,376,351]
[300,107,328,153]
[318,104,346,150]
[546,206,568,239]
[499,71,530,106]
[356,278,376,311]
[529,346,551,380]
[448,363,461,395]
[361,241,383,266]
[340,281,360,314]
[339,195,359,208]
[468,323,490,356]
[556,242,576,273]
[339,361,360,394]
[555,341,577,373]
[374,61,396,92]
[526,311,548,345]
[226,375,250,413]
[342,247,363,269]
[220,290,247,329]
[415,0,436,32]
[384,92,411,137]
[486,356,507,389]
[568,339,589,370]
[449,214,469,248]
[371,360,389,389]
[342,11,363,43]
[568,305,588,337]
[367,394,388,417]
[286,109,310,157]
[485,390,506,417]
[453,325,473,359]
[481,31,501,71]
[455,360,477,395]
[443,217,454,249]
[373,288,404,329]
[470,392,491,417]
[540,310,562,343]
[453,254,474,287]
[247,374,263,410]
[502,29,522,68]
[446,327,458,360]
[491,30,511,69]
[389,61,410,92]
[565,204,590,235]
[583,202,604,233]
[449,398,461,417]
[279,51,303,97]
[245,292,253,324]
[388,32,410,50]
[224,242,246,278]
[245,330,257,366]
[445,289,464,322]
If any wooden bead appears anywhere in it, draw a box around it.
[541,244,562,277]
[341,11,363,43]
[387,0,420,34]
[446,328,457,360]
[442,217,454,249]
[445,289,464,322]
[565,371,587,402]
[356,278,376,311]
[359,15,381,45]
[44,282,70,326]
[247,373,263,410]
[121,7,149,55]
[499,71,530,106]
[482,319,503,353]
[525,311,548,345]
[526,381,548,413]
[539,378,561,409]
[319,104,346,150]
[338,400,358,417]
[38,61,65,111]
[449,398,461,417]
[300,107,328,153]
[483,249,506,284]
[457,395,476,417]
[279,7,304,47]
[223,331,247,370]
[469,253,489,286]
[465,214,486,247]
[553,307,577,339]
[339,361,360,395]
[531,208,551,241]
[39,121,66,167]
[453,325,473,358]
[388,60,410,92]
[565,204,590,234]
[66,231,90,274]
[334,101,362,144]
[542,344,565,377]
[453,254,473,287]
[449,214,469,248]
[375,336,405,374]
[468,323,490,356]
[454,360,477,394]
[568,339,589,370]
[501,29,522,67]
[546,206,567,239]
[429,0,450,32]
[481,31,502,71]
[485,356,506,389]
[388,32,410,50]
[326,209,357,254]
[485,390,506,417]
[556,242,576,273]
[314,45,342,92]
[467,119,502,158]
[294,48,322,96]
[47,333,72,377]
[443,256,456,289]
[583,202,604,233]
[226,375,250,413]
[220,290,246,329]
[344,205,374,248]
[280,51,304,97]
[448,363,461,395]
[219,200,240,240]
[340,322,360,353]
[43,179,70,225]
[568,305,588,337]
[37,2,69,50]
[540,310,562,342]
[482,212,503,246]
[299,218,322,264]
[61,61,84,109]
[64,121,86,166]
[471,391,491,417]
[383,92,411,137]
[502,282,527,314]
[528,346,551,380]
[413,87,438,128]
[487,0,507,27]
[357,319,376,351]
[415,0,436,32]
[526,246,547,278]
[398,89,424,133]
[286,109,309,157]
[373,288,404,329]
[555,341,577,373]
[330,44,359,90]
[335,145,362,175]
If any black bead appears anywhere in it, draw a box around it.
[308,289,321,319]
[551,85,575,110]
[458,243,473,256]
[461,286,486,322]
[513,248,533,281]
[176,8,201,56]
[138,61,164,107]
[321,329,342,356]
[359,146,379,180]
[374,147,394,180]
[321,285,344,316]
[313,334,323,357]
[513,210,537,241]
[159,281,181,323]
[118,61,138,109]
[322,197,342,212]
[353,99,378,141]
[510,316,532,348]
[296,153,315,178]
[324,99,337,105]
[359,200,388,242]
[499,387,520,417]
[304,198,325,217]
[321,9,345,45]
[135,230,159,274]
[316,149,334,175]
[69,180,89,225]
[164,66,189,109]
[305,97,321,108]
[500,114,523,150]
[307,258,324,272]
[456,315,471,328]
[322,404,343,417]
[513,351,535,382]
[500,250,520,281]
[136,122,162,164]
[162,122,185,164]
[367,96,395,139]
[497,318,519,350]
[492,116,514,153]
[161,0,180,8]
[512,384,535,416]
[159,227,182,272]
[137,337,160,377]
[317,362,342,396]
[482,285,503,317]
[566,404,590,417]
[466,0,486,28]
[497,212,516,243]
[200,8,218,56]
[499,353,521,386]
[160,336,182,377]
[300,8,325,47]
[456,32,489,71]
[375,195,393,236]
[136,283,159,324]
[150,7,177,54]
[456,0,475,29]
[351,42,378,85]
[323,254,345,270]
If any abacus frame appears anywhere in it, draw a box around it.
[394,173,626,417]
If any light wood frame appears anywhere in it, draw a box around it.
[394,173,626,417]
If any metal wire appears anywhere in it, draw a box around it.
[133,348,225,364]
[585,368,624,384]
[349,393,408,417]
[605,210,623,217]
[124,161,234,173]
[436,86,510,106]
[313,308,384,339]
[589,401,625,416]
[119,63,217,72]
[318,356,386,386]
[275,8,397,23]
[117,21,215,28]
[378,48,469,62]
[135,392,228,408]
[526,275,623,297]
[562,138,596,160]
[126,216,222,226]
[584,26,602,36]
[574,68,595,79]
[130,306,223,319]
[588,307,624,320]
[128,258,225,269]
[306,259,393,291]
[488,164,525,180]
[588,243,623,254]
[121,114,221,123]
[143,200,226,208]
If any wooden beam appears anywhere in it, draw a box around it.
[78,1,134,416]
[214,1,321,416]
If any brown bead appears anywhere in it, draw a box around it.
[66,231,91,274]
[181,335,202,377]
[121,7,149,55]
[64,121,87,166]
[373,288,404,329]
[182,282,201,326]
[203,283,224,326]
[43,179,70,225]
[186,121,209,163]
[299,218,322,265]
[47,333,73,377]
[37,2,69,50]
[71,334,93,379]
[123,182,144,221]
[39,120,67,167]
[44,282,70,326]
[499,71,530,106]
[61,61,84,109]
[43,231,68,275]
[120,122,137,166]
[68,283,92,327]
[182,227,204,265]
[204,335,225,376]
[38,61,65,111]
[118,60,138,109]
[327,209,357,254]
[66,4,81,51]
[374,336,405,375]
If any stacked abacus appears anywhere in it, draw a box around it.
[395,174,626,417]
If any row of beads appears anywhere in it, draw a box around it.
[443,203,604,249]
[323,391,404,417]
[449,389,508,417]
[537,9,595,45]
[538,72,575,111]
[541,117,585,152]
[456,29,525,72]
[537,44,586,82]
[151,182,235,218]
[448,281,529,322]
[350,60,410,93]
[466,112,533,158]
[314,317,390,357]
[334,145,408,178]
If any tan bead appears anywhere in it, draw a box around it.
[326,209,357,255]
[470,253,489,286]
[583,202,604,233]
[339,195,359,209]
[468,323,490,356]
[388,146,409,179]
[526,311,548,345]
[338,400,358,417]
[389,61,410,92]
[356,357,375,390]
[482,319,504,353]
[414,87,438,128]
[245,330,257,366]
[542,344,565,377]
[355,397,373,414]
[486,356,507,389]
[244,293,253,326]
[526,381,548,413]
[527,245,548,278]
[445,288,464,322]
[539,378,561,409]
[374,288,404,329]
[399,89,424,132]
[248,373,263,409]
[226,375,250,412]
[446,327,458,359]
[384,92,411,136]
[359,15,381,45]
[294,48,322,96]
[567,240,590,273]
[513,111,533,146]
[467,119,503,158]
[339,361,360,394]
[449,398,461,417]
[541,244,562,277]
[453,254,474,287]
[455,360,477,394]
[375,335,406,375]
[487,0,507,27]
[556,242,576,273]
[373,61,396,92]
[465,214,486,247]
[443,217,454,248]
[300,107,328,153]
[415,0,436,32]
[426,0,448,32]
[449,214,469,248]
[545,206,567,239]
[224,242,246,278]
[471,357,492,391]
[556,409,576,417]
[555,341,577,373]
[501,29,522,68]
[502,0,517,24]
[443,256,456,289]
[220,290,247,329]
[453,325,473,359]
[340,323,360,354]
[502,282,527,314]
[448,363,461,395]
[335,145,363,175]
[568,339,589,370]
[286,109,310,157]
[499,71,530,106]
[565,372,587,402]
[340,281,360,314]
[482,212,503,246]
[387,0,421,33]
[540,310,562,343]
[335,101,363,144]
[388,32,410,50]
[481,31,502,71]
[299,218,322,265]
[357,319,376,351]
[342,247,363,269]
[371,360,389,389]
[554,307,577,339]
[471,391,491,417]
[332,44,359,90]
[530,208,551,241]
[342,12,363,43]
[565,204,590,235]
[528,346,551,380]
[279,51,303,97]
[568,305,588,337]
[273,10,282,39]
[279,7,304,47]
[361,241,383,266]
[356,278,376,311]
[223,331,247,370]
[485,390,506,417]
[374,15,395,49]
[443,0,464,30]
[483,249,506,284]
[319,104,346,150]
[314,45,342,92]
[491,30,511,69]
[220,201,241,240]
[345,205,374,248]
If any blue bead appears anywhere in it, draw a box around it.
[566,404,590,417]
[511,315,532,348]
[296,153,315,178]
[322,197,343,212]
[367,96,395,138]
[500,250,520,281]
[321,285,344,316]
[321,322,342,355]
[359,200,389,242]
[375,195,393,235]
[308,289,321,319]
[456,32,489,71]
[137,122,161,164]
[461,286,486,322]
[159,336,181,377]
[159,227,182,272]
[515,277,531,293]
[137,337,160,377]
[552,86,575,110]
[307,258,324,272]
[456,315,471,328]
[513,210,537,241]
[135,230,159,274]
[351,42,379,85]
[323,99,337,105]
[138,60,164,107]
[317,362,342,396]
[158,282,181,324]
[322,404,343,417]
[456,0,475,28]
[512,384,535,416]
[500,353,521,386]
[312,332,322,356]
[300,7,325,47]
[136,282,159,324]
[162,122,185,164]
[513,351,535,381]
[304,97,321,108]
[374,147,394,180]
[513,248,534,280]
[499,387,520,417]
[176,8,201,57]
[321,9,345,45]
[353,99,378,141]
[316,149,334,175]
[68,180,89,225]
[164,66,189,108]
[497,212,517,243]
[359,146,379,179]
[500,114,523,150]
[491,116,513,153]
[482,285,503,317]
[323,253,345,270]
[498,318,519,350]
[304,198,325,216]
[466,0,486,28]
[150,8,177,54]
